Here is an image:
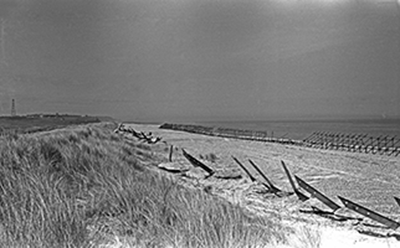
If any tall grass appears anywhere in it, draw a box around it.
[0,123,316,247]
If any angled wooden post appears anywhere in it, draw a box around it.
[169,145,174,162]
[182,149,214,176]
[295,176,341,212]
[248,159,281,193]
[281,161,308,201]
[394,196,400,207]
[338,196,400,230]
[232,156,256,182]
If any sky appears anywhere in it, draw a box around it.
[0,0,399,122]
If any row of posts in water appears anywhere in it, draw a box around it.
[159,123,300,145]
[302,131,400,156]
[159,123,400,156]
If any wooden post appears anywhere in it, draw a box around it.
[169,145,173,162]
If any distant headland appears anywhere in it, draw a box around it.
[0,113,114,134]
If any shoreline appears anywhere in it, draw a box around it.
[122,123,400,247]
[159,122,400,157]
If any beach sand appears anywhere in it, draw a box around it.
[125,123,400,248]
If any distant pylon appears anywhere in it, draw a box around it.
[11,98,16,116]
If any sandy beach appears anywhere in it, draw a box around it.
[125,123,400,248]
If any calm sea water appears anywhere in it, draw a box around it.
[197,119,400,141]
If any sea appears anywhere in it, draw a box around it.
[197,118,400,141]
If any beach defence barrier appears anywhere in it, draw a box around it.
[294,174,400,230]
[302,131,400,156]
[181,149,215,177]
[231,157,292,197]
[232,156,257,182]
[114,123,162,144]
[338,196,400,230]
[146,125,400,235]
[234,158,400,231]
[281,161,309,202]
[394,197,400,208]
[295,175,341,212]
[248,159,281,194]
[160,123,400,156]
[138,123,400,237]
[159,123,302,146]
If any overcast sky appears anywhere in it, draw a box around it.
[0,0,399,122]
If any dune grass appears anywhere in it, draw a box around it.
[0,123,318,248]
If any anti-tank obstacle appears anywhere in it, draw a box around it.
[232,157,293,196]
[294,175,341,212]
[338,196,400,230]
[302,131,400,156]
[160,123,300,145]
[114,123,162,144]
[281,161,309,202]
[182,149,215,178]
[248,159,282,194]
[155,123,400,237]
[394,197,400,208]
[155,136,400,237]
[160,123,399,156]
[232,156,257,182]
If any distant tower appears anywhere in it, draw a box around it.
[11,98,16,116]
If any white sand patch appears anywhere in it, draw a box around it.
[318,227,400,248]
[275,226,400,248]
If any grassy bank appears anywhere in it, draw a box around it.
[0,115,104,135]
[0,123,317,247]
